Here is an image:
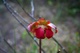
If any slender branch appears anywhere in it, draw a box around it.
[4,0,29,24]
[52,37,67,53]
[4,39,16,53]
[0,29,16,53]
[15,0,36,21]
[0,48,8,53]
[31,0,34,17]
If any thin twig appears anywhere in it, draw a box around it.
[0,29,16,53]
[52,37,67,53]
[0,48,8,53]
[4,39,16,53]
[4,0,29,24]
[31,0,34,17]
[15,0,36,21]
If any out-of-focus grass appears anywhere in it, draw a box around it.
[62,32,80,53]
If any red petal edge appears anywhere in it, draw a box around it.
[48,23,56,29]
[27,22,35,31]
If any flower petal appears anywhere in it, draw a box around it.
[45,29,53,39]
[27,22,35,31]
[35,27,45,39]
[48,23,56,29]
[48,23,58,33]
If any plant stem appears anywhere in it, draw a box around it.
[39,39,41,53]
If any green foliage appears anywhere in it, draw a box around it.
[32,44,37,51]
[10,0,30,7]
[75,32,80,43]
[67,42,80,53]
[26,44,38,53]
[0,0,2,4]
[47,0,53,6]
[47,0,80,16]
[66,0,80,16]
[32,44,38,53]
[17,0,30,6]
[66,8,78,16]
[63,32,80,53]
[21,30,27,39]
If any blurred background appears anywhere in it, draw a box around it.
[0,0,80,53]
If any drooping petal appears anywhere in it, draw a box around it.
[35,27,45,39]
[48,23,58,33]
[27,22,35,31]
[48,23,56,29]
[45,29,53,39]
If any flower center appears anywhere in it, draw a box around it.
[37,25,46,29]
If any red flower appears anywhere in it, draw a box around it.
[27,18,57,39]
